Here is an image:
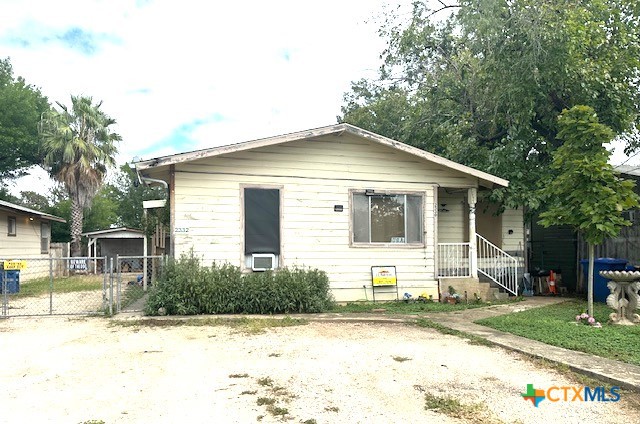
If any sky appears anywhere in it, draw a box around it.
[2,0,412,194]
[1,0,637,195]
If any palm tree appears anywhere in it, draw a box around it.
[39,95,121,256]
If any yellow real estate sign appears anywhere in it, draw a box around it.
[2,260,27,270]
[371,266,397,286]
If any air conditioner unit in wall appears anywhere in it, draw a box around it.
[251,253,276,271]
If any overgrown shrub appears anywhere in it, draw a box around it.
[145,252,333,315]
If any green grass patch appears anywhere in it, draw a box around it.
[110,316,307,334]
[424,393,485,419]
[416,318,495,347]
[330,298,518,314]
[475,299,640,366]
[13,275,104,298]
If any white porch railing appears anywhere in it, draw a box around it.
[437,237,520,296]
[476,234,519,296]
[437,243,471,278]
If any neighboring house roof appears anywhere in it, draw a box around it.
[614,165,640,177]
[81,227,144,238]
[0,199,66,223]
[135,123,509,189]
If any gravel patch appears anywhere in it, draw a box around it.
[0,317,638,423]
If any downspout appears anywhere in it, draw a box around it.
[139,175,169,190]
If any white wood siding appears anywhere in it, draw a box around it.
[0,211,55,281]
[437,190,468,243]
[172,134,480,301]
[0,210,47,257]
[501,208,525,253]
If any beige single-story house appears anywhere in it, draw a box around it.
[134,124,524,301]
[0,199,65,258]
[1,199,66,282]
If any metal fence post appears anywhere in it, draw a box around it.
[49,256,54,315]
[102,256,107,310]
[109,258,114,316]
[116,254,121,313]
[2,270,6,318]
[143,254,148,292]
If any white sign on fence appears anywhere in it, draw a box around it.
[68,259,88,271]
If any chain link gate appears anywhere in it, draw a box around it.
[1,256,110,317]
[114,255,164,313]
[1,255,165,317]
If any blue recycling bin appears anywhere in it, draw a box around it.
[0,270,20,294]
[580,258,627,302]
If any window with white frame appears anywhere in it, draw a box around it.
[8,216,16,236]
[41,222,50,253]
[352,193,423,244]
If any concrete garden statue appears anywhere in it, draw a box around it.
[599,270,640,325]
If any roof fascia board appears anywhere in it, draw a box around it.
[0,201,66,223]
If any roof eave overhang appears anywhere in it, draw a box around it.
[134,123,509,189]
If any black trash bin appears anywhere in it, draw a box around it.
[580,258,627,302]
[0,270,20,294]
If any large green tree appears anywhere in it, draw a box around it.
[39,95,121,256]
[0,58,50,180]
[539,106,639,316]
[340,0,640,209]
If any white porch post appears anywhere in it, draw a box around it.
[143,209,148,292]
[468,187,478,278]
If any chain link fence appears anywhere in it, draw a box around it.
[1,256,164,317]
[114,255,164,313]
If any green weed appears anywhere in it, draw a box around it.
[424,393,483,419]
[229,373,249,378]
[257,377,273,387]
[257,397,276,406]
[267,406,289,417]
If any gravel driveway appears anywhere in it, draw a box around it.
[1,316,638,423]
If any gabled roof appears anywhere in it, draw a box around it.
[135,123,509,188]
[0,199,66,223]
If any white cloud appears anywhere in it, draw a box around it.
[2,0,398,172]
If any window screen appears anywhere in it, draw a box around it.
[244,188,280,254]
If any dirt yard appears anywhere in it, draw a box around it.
[1,316,638,423]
